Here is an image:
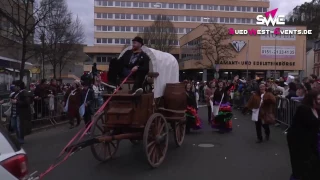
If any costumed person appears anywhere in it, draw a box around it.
[81,80,95,135]
[63,80,82,129]
[243,82,276,143]
[211,78,236,133]
[185,82,202,133]
[105,36,150,95]
[287,90,320,180]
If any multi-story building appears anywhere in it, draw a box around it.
[84,0,270,71]
[0,0,34,91]
[179,24,307,80]
[313,40,320,76]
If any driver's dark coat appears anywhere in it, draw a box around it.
[119,50,150,73]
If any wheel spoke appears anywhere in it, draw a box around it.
[158,122,165,134]
[154,145,159,163]
[107,143,112,157]
[148,142,156,157]
[96,124,104,133]
[147,141,155,149]
[151,146,156,163]
[102,144,107,159]
[110,141,116,149]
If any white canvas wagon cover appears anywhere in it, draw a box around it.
[118,46,179,98]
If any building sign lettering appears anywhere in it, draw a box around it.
[261,46,295,59]
[260,27,296,40]
[215,60,295,66]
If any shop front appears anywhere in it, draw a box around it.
[179,24,306,81]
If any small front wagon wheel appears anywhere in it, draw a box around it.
[173,118,186,147]
[90,111,119,162]
[143,113,169,168]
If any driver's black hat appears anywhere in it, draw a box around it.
[132,36,144,45]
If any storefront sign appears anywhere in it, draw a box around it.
[215,60,295,66]
[230,40,246,52]
[260,27,296,40]
[261,46,295,59]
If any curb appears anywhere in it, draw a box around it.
[31,121,69,134]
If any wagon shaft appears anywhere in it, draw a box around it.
[65,138,100,153]
[96,132,142,142]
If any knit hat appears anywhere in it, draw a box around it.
[132,36,144,45]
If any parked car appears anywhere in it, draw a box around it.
[0,125,28,179]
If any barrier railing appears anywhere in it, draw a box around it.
[0,93,103,132]
[275,97,301,131]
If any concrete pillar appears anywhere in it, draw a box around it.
[202,69,207,81]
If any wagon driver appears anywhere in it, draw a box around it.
[106,36,150,95]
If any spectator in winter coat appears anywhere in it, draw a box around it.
[286,82,297,100]
[291,84,306,102]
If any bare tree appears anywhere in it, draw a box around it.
[139,15,177,53]
[37,0,84,78]
[196,23,235,70]
[0,0,55,80]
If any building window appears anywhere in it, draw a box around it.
[104,2,265,13]
[102,26,108,31]
[132,26,138,32]
[253,7,258,12]
[121,14,126,19]
[138,27,144,32]
[97,13,256,25]
[96,38,101,43]
[133,2,138,7]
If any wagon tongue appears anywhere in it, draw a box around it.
[65,138,100,153]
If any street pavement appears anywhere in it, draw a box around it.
[23,107,291,180]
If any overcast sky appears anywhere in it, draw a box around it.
[66,0,311,46]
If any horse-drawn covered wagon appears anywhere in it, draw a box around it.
[67,46,187,168]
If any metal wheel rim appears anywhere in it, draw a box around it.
[143,113,169,168]
[90,112,119,162]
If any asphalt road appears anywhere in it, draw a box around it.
[23,107,291,180]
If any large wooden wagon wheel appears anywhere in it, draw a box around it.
[173,117,186,147]
[90,111,119,162]
[143,113,169,168]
